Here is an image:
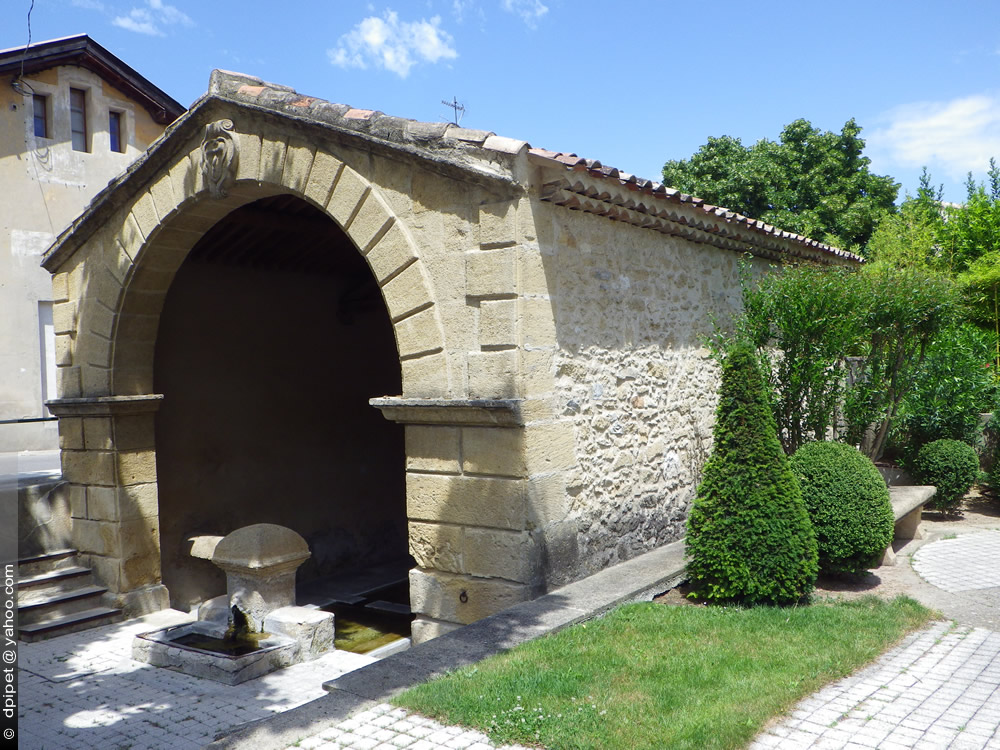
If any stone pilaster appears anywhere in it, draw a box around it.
[47,394,169,617]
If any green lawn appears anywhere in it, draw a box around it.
[394,597,933,750]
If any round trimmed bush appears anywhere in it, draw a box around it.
[913,439,979,510]
[790,441,894,576]
[686,345,818,605]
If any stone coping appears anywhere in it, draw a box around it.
[370,397,523,426]
[45,394,164,417]
[207,538,686,749]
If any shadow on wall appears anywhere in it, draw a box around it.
[17,479,73,558]
[521,214,731,580]
[152,196,409,612]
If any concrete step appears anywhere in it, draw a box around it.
[17,548,78,579]
[18,566,93,605]
[18,584,108,626]
[18,606,124,643]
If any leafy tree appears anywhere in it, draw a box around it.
[866,197,940,271]
[959,251,1000,368]
[728,261,958,461]
[939,160,1000,274]
[843,267,959,460]
[662,119,899,251]
[738,262,862,454]
[894,323,996,451]
[686,344,818,605]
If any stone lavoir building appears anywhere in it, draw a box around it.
[41,70,859,642]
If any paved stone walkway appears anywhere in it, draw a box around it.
[284,704,528,750]
[912,531,1000,593]
[750,621,1000,749]
[17,528,1000,749]
[16,610,529,750]
[17,610,378,749]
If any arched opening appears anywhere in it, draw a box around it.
[152,193,411,630]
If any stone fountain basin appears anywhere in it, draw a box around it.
[132,621,297,685]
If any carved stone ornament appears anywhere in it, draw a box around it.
[200,119,239,198]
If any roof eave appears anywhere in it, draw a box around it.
[0,35,184,124]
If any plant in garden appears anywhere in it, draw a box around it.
[790,441,894,576]
[959,251,1000,370]
[737,261,862,454]
[912,439,980,511]
[938,161,1000,275]
[894,323,997,450]
[843,266,959,460]
[686,344,818,604]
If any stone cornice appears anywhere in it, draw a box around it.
[370,397,523,427]
[533,167,862,267]
[45,394,164,417]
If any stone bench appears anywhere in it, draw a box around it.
[881,485,936,566]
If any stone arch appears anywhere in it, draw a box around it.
[72,124,452,400]
[57,121,454,615]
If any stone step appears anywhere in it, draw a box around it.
[18,584,108,626]
[18,566,94,605]
[17,548,78,579]
[18,607,123,643]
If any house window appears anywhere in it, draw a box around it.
[32,94,48,138]
[70,88,88,152]
[109,110,124,153]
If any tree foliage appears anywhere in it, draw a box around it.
[939,161,1000,274]
[731,261,958,460]
[895,323,997,450]
[959,252,1000,368]
[686,345,818,605]
[662,119,899,251]
[842,267,959,460]
[738,262,861,454]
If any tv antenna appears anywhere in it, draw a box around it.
[441,96,465,126]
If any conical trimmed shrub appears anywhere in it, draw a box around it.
[686,345,818,604]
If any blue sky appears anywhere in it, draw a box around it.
[5,0,1000,205]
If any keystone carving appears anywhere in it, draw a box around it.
[200,119,239,198]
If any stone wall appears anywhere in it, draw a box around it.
[533,209,758,581]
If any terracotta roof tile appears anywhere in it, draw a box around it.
[344,108,375,120]
[448,126,494,144]
[205,70,862,265]
[237,85,267,97]
[407,121,450,140]
[482,134,529,155]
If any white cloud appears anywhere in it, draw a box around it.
[450,1,487,27]
[328,10,457,78]
[870,94,1000,180]
[501,0,548,27]
[71,0,106,10]
[113,0,193,37]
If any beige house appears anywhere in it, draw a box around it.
[41,70,860,641]
[0,35,183,453]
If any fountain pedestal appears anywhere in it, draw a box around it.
[211,523,312,632]
[133,523,334,684]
